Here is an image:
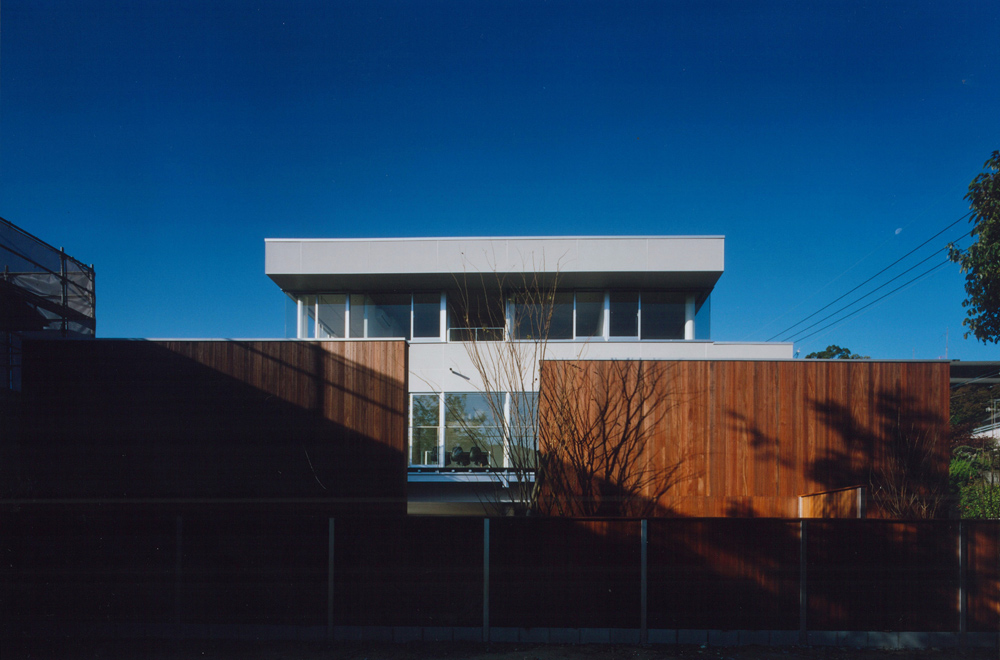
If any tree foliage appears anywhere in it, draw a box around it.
[804,344,870,359]
[950,384,996,429]
[950,446,1000,518]
[950,150,1000,343]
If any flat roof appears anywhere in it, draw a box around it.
[950,361,1000,386]
[265,235,725,292]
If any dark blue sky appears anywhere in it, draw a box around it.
[2,1,998,358]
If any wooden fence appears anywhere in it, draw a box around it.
[3,510,998,646]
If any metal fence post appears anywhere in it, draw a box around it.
[174,515,183,625]
[327,518,335,640]
[483,518,490,642]
[799,519,807,645]
[959,521,967,641]
[641,519,648,644]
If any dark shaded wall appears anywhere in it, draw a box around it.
[7,340,408,513]
[538,360,950,518]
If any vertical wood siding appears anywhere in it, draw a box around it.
[13,340,408,511]
[799,486,863,518]
[538,360,949,518]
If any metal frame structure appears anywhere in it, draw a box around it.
[1,216,95,391]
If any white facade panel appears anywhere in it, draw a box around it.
[266,236,725,278]
[647,236,725,272]
[408,340,795,394]
[264,240,301,274]
[575,237,650,271]
[298,239,370,274]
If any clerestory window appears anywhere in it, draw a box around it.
[294,292,444,340]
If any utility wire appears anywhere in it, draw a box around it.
[781,230,968,342]
[792,258,953,344]
[766,212,972,341]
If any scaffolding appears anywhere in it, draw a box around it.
[1,216,95,391]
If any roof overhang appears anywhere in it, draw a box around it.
[265,236,725,293]
[950,361,1000,386]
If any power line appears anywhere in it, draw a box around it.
[781,230,968,342]
[792,258,953,344]
[766,212,972,342]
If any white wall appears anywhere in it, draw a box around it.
[408,340,795,394]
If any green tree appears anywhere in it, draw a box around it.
[804,344,870,359]
[950,150,1000,343]
[950,446,1000,518]
[950,384,996,429]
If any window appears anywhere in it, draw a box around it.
[575,291,605,338]
[695,294,711,340]
[408,391,539,469]
[445,393,503,467]
[510,292,573,340]
[447,292,505,341]
[412,293,441,338]
[316,294,346,338]
[609,291,639,337]
[640,292,686,339]
[296,292,443,340]
[410,394,441,466]
[363,293,411,338]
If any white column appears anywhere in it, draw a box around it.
[344,296,351,338]
[603,291,610,340]
[684,293,696,340]
[296,297,305,338]
[440,291,447,342]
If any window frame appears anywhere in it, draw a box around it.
[408,391,539,470]
[296,292,446,341]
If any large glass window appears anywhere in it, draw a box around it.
[301,294,317,338]
[316,294,346,338]
[349,294,366,338]
[412,292,441,338]
[641,292,686,339]
[695,294,711,340]
[511,292,573,340]
[609,291,639,337]
[447,291,505,341]
[445,393,503,467]
[575,291,605,338]
[410,394,440,466]
[408,392,539,469]
[365,293,411,338]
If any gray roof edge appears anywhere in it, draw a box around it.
[265,235,726,242]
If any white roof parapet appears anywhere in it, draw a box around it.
[265,236,725,292]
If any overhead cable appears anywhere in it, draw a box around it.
[791,258,953,344]
[766,212,972,341]
[781,230,968,342]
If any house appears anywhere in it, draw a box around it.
[265,236,793,514]
[265,235,949,517]
[4,234,949,518]
[0,232,963,644]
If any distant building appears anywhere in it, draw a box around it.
[0,217,95,392]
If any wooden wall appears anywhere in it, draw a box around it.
[799,486,864,518]
[538,360,950,518]
[9,340,408,513]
